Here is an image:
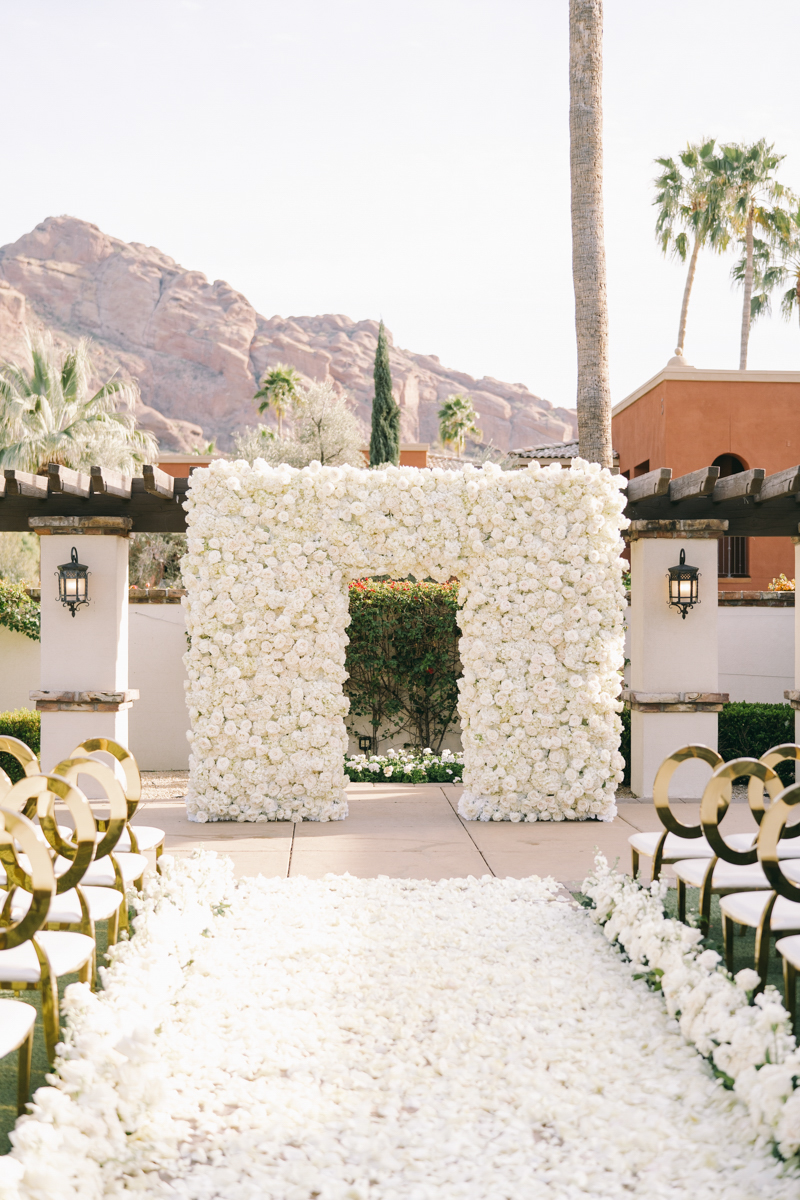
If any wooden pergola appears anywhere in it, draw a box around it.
[0,466,188,533]
[623,464,800,537]
[2,461,800,537]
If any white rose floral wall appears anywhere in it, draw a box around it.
[182,458,627,824]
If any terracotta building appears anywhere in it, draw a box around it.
[612,366,800,590]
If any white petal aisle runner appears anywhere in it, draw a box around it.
[2,854,798,1199]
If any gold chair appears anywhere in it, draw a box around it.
[0,808,53,1112]
[0,804,93,1062]
[670,757,783,933]
[52,756,145,935]
[0,735,42,803]
[719,780,800,992]
[72,739,165,864]
[627,745,757,883]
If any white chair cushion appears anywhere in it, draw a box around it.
[720,891,800,931]
[628,831,713,860]
[776,934,800,971]
[672,859,770,891]
[116,825,164,853]
[0,886,122,924]
[0,932,94,984]
[628,830,757,861]
[79,852,148,887]
[0,850,147,889]
[0,999,36,1058]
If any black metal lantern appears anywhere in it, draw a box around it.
[667,548,699,619]
[358,735,373,753]
[56,547,90,617]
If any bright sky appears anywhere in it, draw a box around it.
[2,0,800,412]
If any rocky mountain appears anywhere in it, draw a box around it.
[0,216,578,453]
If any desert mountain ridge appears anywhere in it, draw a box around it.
[0,216,578,454]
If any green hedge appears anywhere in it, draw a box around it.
[718,702,795,785]
[345,578,461,754]
[0,580,40,641]
[620,701,796,788]
[0,709,40,782]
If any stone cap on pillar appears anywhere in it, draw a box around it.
[623,688,729,712]
[30,689,139,712]
[626,519,729,541]
[785,690,800,712]
[29,516,133,537]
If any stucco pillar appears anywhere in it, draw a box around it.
[625,519,729,798]
[29,517,138,778]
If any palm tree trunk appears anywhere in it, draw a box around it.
[739,209,755,369]
[569,0,613,468]
[675,235,701,355]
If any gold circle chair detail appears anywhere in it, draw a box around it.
[0,808,53,1114]
[671,758,781,932]
[0,805,94,1061]
[0,774,97,895]
[719,782,800,994]
[629,745,723,882]
[71,739,164,861]
[0,736,41,803]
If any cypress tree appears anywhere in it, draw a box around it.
[369,321,400,466]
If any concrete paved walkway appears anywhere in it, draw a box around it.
[138,774,760,889]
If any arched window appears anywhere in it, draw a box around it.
[713,453,748,477]
[713,455,749,577]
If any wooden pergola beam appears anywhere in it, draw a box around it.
[47,463,92,499]
[4,470,48,499]
[711,468,765,502]
[668,465,720,502]
[625,468,672,503]
[90,466,133,500]
[755,464,800,503]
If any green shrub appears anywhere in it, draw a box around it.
[0,580,40,641]
[620,707,631,786]
[718,702,795,785]
[0,709,40,782]
[345,578,461,754]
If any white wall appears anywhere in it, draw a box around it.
[0,603,189,771]
[621,605,795,704]
[718,607,794,704]
[0,627,40,712]
[128,605,189,770]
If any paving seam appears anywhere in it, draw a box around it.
[286,823,296,877]
[443,790,496,877]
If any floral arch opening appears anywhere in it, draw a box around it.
[182,459,627,824]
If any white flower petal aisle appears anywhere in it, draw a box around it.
[2,853,798,1200]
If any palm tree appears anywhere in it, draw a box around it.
[254,364,301,437]
[730,235,789,328]
[438,393,482,458]
[779,212,800,327]
[705,140,793,368]
[569,0,612,467]
[654,139,728,358]
[0,333,157,473]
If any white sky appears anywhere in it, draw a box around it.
[2,0,800,411]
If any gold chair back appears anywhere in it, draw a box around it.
[0,807,55,949]
[699,758,782,865]
[653,745,723,839]
[71,739,141,821]
[756,745,800,839]
[53,757,128,859]
[1,775,96,894]
[0,737,41,808]
[758,782,800,903]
